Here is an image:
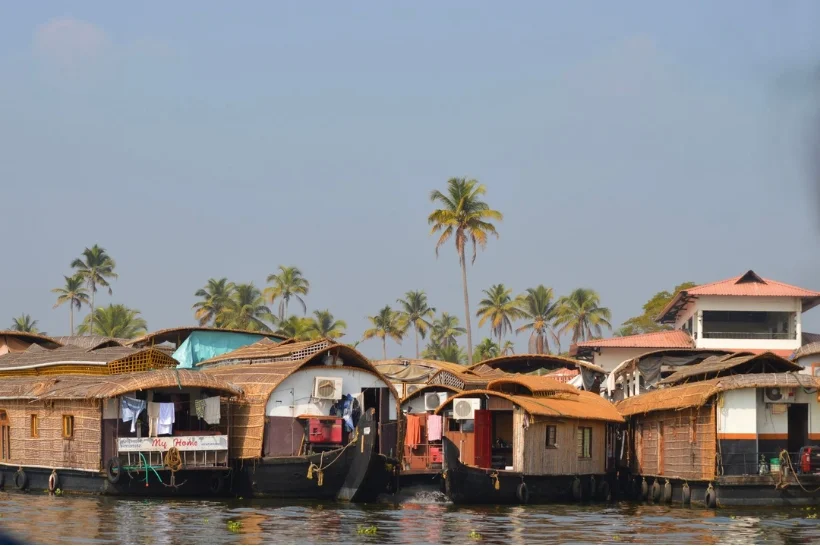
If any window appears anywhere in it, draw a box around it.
[577,427,592,458]
[30,415,39,438]
[62,415,74,439]
[545,425,557,448]
[0,409,10,461]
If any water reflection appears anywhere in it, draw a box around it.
[0,491,818,545]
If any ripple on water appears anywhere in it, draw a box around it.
[0,492,818,545]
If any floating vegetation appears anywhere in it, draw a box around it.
[468,530,483,540]
[227,521,242,532]
[357,525,378,535]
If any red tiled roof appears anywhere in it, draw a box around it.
[573,330,694,350]
[658,270,820,321]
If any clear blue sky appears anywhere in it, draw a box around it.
[1,1,819,358]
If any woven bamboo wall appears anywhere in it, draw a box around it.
[0,400,101,472]
[632,405,715,480]
[512,409,606,475]
[227,399,265,459]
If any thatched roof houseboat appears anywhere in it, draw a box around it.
[0,331,61,354]
[199,338,400,501]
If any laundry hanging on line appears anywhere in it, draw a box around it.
[203,397,221,425]
[157,402,175,435]
[120,397,146,433]
[147,402,160,437]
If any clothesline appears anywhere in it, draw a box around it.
[121,395,221,437]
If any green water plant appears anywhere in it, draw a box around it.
[468,530,483,540]
[357,525,378,535]
[227,521,242,532]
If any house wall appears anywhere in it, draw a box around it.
[795,355,820,376]
[594,348,651,373]
[512,409,606,475]
[265,367,397,420]
[0,399,101,472]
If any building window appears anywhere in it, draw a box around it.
[545,425,557,448]
[0,409,10,460]
[577,427,592,458]
[62,415,74,439]
[30,415,39,438]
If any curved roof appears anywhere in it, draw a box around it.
[617,373,820,416]
[374,358,469,383]
[467,354,605,375]
[435,389,623,423]
[427,368,494,390]
[0,331,62,349]
[487,376,580,397]
[0,345,175,372]
[52,335,126,350]
[793,342,820,360]
[0,369,242,400]
[608,348,733,381]
[657,352,801,386]
[127,326,286,348]
[400,383,461,404]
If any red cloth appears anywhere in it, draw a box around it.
[405,414,421,449]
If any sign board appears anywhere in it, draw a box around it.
[117,435,228,453]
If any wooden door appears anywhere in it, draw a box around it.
[474,410,492,469]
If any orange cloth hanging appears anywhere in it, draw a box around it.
[405,414,422,449]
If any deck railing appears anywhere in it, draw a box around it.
[719,451,811,476]
[701,331,793,340]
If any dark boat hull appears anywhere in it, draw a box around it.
[442,437,610,505]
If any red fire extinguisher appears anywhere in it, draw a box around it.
[801,447,812,474]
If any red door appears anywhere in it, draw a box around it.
[474,410,492,469]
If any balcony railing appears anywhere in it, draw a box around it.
[701,331,794,340]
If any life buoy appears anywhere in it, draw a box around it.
[48,470,59,493]
[651,480,661,503]
[682,483,691,505]
[106,457,122,484]
[598,480,611,502]
[705,484,717,508]
[662,480,672,504]
[516,482,530,504]
[571,477,582,501]
[13,469,27,490]
[640,478,648,501]
[209,473,225,495]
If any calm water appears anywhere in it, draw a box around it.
[1,491,819,544]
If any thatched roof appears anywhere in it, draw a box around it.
[374,358,469,383]
[197,338,330,367]
[400,383,461,404]
[657,352,801,386]
[617,373,820,416]
[0,331,62,350]
[793,341,820,360]
[436,389,623,423]
[428,368,494,390]
[467,354,606,375]
[52,335,127,350]
[0,369,242,401]
[0,345,168,372]
[487,375,580,397]
[127,326,286,348]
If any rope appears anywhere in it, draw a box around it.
[778,449,820,493]
[305,428,360,487]
[164,447,183,472]
[490,471,500,491]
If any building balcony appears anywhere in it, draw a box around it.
[701,332,794,340]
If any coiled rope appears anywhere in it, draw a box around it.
[778,449,820,493]
[306,429,360,487]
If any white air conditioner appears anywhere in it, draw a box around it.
[452,398,481,420]
[763,387,794,404]
[313,377,343,400]
[424,392,448,411]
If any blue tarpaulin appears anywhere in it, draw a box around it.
[172,330,271,368]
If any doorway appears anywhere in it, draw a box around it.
[787,403,809,454]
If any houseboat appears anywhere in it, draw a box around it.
[374,358,474,398]
[616,351,820,507]
[200,338,401,501]
[0,342,242,496]
[462,354,607,392]
[437,375,623,504]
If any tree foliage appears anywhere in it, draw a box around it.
[616,282,697,336]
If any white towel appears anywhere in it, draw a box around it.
[147,402,160,437]
[203,397,221,425]
[157,402,175,435]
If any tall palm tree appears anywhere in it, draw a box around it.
[428,177,503,365]
[192,278,235,326]
[473,337,500,363]
[52,275,90,335]
[396,290,436,358]
[430,313,466,348]
[10,314,41,333]
[218,283,273,332]
[515,285,560,354]
[305,310,347,340]
[71,245,118,332]
[275,315,312,340]
[554,288,613,344]
[264,266,310,322]
[362,306,404,360]
[437,344,467,365]
[77,304,146,338]
[476,283,521,346]
[501,340,515,356]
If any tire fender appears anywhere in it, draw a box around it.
[13,469,28,491]
[106,457,122,484]
[651,480,662,503]
[516,482,530,504]
[571,477,582,502]
[209,473,225,495]
[48,470,59,493]
[598,480,611,502]
[640,478,648,501]
[705,484,717,508]
[682,483,691,505]
[662,480,672,504]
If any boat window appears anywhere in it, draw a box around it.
[545,425,557,448]
[62,415,74,439]
[576,427,592,458]
[30,415,39,438]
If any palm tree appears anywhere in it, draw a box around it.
[77,304,146,338]
[428,177,503,365]
[192,278,235,327]
[396,290,436,358]
[218,283,273,332]
[515,285,560,354]
[264,266,310,322]
[71,245,118,332]
[430,313,466,348]
[52,275,90,335]
[437,344,467,365]
[10,314,41,333]
[501,340,515,356]
[305,310,347,340]
[473,337,500,363]
[476,283,522,346]
[362,306,404,360]
[554,288,613,344]
[275,315,312,340]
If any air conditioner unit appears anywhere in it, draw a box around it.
[424,392,448,411]
[452,398,481,420]
[313,377,343,400]
[763,387,794,404]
